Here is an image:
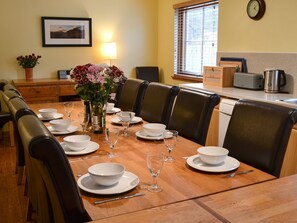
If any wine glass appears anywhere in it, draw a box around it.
[78,112,90,134]
[63,102,74,120]
[105,127,120,158]
[146,151,164,192]
[117,112,135,136]
[163,130,178,163]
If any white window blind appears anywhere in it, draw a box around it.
[174,0,218,77]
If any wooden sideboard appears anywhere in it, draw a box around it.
[12,78,78,103]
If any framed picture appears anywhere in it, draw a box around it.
[41,17,92,47]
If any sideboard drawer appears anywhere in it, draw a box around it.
[18,86,57,97]
[59,84,76,95]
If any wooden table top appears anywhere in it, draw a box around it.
[197,174,297,222]
[90,200,223,223]
[29,101,276,221]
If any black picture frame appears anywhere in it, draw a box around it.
[41,17,92,47]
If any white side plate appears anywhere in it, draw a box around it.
[106,107,121,114]
[60,141,99,155]
[38,113,64,121]
[47,125,78,135]
[186,155,240,173]
[111,116,143,125]
[135,130,163,140]
[77,171,139,195]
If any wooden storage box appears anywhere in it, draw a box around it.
[203,66,235,87]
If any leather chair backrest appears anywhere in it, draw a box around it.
[8,97,35,122]
[0,79,8,91]
[18,115,90,223]
[223,99,297,177]
[117,78,149,115]
[7,97,36,170]
[168,89,220,145]
[140,82,179,126]
[3,89,22,106]
[3,83,21,95]
[136,66,159,83]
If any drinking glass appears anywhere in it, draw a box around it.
[63,102,74,120]
[117,112,135,136]
[163,130,178,163]
[146,151,164,192]
[105,127,120,158]
[78,112,90,134]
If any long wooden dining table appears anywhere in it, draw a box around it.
[29,101,276,222]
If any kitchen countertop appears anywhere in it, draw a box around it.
[179,83,297,108]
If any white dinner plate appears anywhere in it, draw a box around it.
[77,171,139,195]
[60,141,99,156]
[135,130,163,140]
[186,155,240,173]
[111,116,143,125]
[37,113,64,121]
[106,107,121,114]
[47,125,78,135]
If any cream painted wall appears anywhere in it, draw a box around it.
[219,0,297,52]
[0,0,158,81]
[158,0,297,85]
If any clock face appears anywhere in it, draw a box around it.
[247,0,266,20]
[248,0,260,18]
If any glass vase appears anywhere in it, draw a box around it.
[90,100,107,134]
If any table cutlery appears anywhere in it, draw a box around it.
[93,193,145,205]
[224,169,254,178]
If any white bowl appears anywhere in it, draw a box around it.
[63,135,91,151]
[88,163,125,186]
[38,108,57,119]
[143,123,166,137]
[107,103,115,112]
[117,111,135,122]
[197,146,229,165]
[49,119,71,132]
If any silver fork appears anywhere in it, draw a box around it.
[224,169,254,178]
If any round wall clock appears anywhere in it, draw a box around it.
[247,0,266,20]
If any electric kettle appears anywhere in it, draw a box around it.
[264,69,286,93]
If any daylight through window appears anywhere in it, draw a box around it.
[174,0,219,77]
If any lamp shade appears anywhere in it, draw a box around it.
[103,42,117,59]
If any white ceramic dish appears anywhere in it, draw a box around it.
[38,108,57,119]
[88,163,125,186]
[135,130,164,140]
[186,155,240,173]
[49,119,71,132]
[63,135,91,151]
[77,171,139,195]
[106,108,121,114]
[38,113,64,121]
[143,123,166,137]
[47,125,78,135]
[197,146,229,165]
[60,141,99,155]
[111,116,143,125]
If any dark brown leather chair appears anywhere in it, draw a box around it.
[7,97,36,185]
[139,82,179,126]
[18,115,90,223]
[0,79,8,91]
[223,99,297,177]
[136,66,159,83]
[168,89,220,145]
[116,78,149,116]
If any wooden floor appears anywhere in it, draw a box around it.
[0,134,32,222]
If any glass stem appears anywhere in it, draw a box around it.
[152,176,158,188]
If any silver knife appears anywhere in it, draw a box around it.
[93,193,145,205]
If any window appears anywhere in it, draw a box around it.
[174,0,218,78]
